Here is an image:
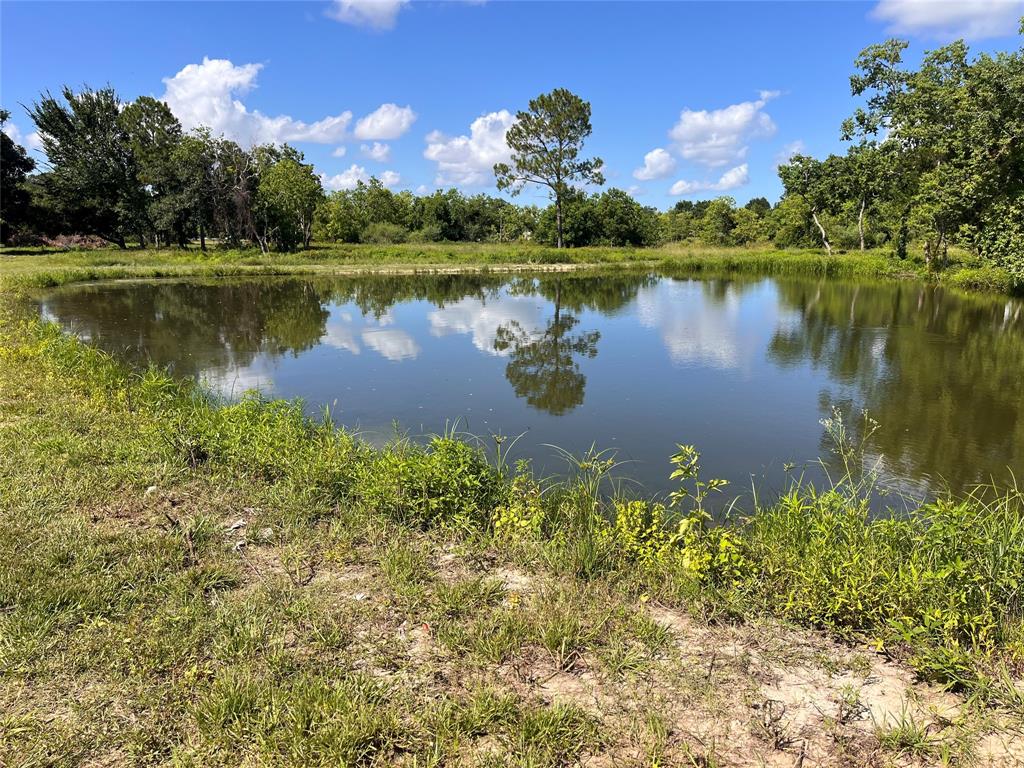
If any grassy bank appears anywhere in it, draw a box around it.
[2,299,1023,766]
[1,241,1018,296]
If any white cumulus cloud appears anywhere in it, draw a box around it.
[635,281,750,370]
[361,141,391,161]
[322,164,370,191]
[321,164,400,191]
[332,146,348,158]
[362,328,419,361]
[354,103,416,140]
[669,164,749,196]
[429,296,545,355]
[3,122,43,153]
[774,139,806,168]
[632,148,676,181]
[161,57,353,146]
[668,91,778,168]
[379,170,401,187]
[424,110,515,187]
[872,0,1024,40]
[327,0,410,29]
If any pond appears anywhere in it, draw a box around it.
[40,270,1024,505]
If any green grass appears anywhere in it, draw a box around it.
[1,240,1018,295]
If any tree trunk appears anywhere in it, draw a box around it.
[199,220,207,252]
[811,210,832,256]
[302,216,313,249]
[555,194,563,249]
[858,198,866,251]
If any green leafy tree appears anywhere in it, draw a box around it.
[315,189,365,243]
[778,155,840,254]
[595,188,661,246]
[698,197,737,246]
[0,109,36,244]
[838,143,887,251]
[29,87,146,247]
[121,96,187,245]
[536,189,601,247]
[172,129,218,250]
[731,207,767,245]
[843,37,1024,269]
[744,197,772,218]
[258,153,323,250]
[494,88,604,248]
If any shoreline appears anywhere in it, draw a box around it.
[1,243,1017,297]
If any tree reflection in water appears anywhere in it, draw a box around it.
[768,278,1024,491]
[494,279,600,415]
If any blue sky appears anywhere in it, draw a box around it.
[2,1,1022,208]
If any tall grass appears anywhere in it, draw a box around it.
[2,241,1017,295]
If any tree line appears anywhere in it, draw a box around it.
[1,29,1020,278]
[776,32,1023,279]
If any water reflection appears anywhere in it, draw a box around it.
[494,279,601,416]
[768,279,1024,491]
[39,271,1024,499]
[41,280,329,379]
[635,279,771,370]
[430,294,545,354]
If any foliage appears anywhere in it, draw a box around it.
[494,88,605,248]
[357,436,503,531]
[5,32,1021,273]
[28,87,145,248]
[0,109,36,244]
[258,157,322,250]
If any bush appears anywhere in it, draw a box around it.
[356,437,502,530]
[361,222,410,244]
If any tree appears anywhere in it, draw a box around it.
[29,87,145,247]
[843,37,1024,269]
[698,197,737,246]
[121,96,186,246]
[259,155,323,250]
[770,195,817,249]
[173,129,218,250]
[778,155,840,255]
[1,109,36,244]
[744,197,772,218]
[208,137,255,247]
[595,188,660,246]
[536,189,601,247]
[316,189,365,243]
[836,143,890,251]
[731,207,767,245]
[494,88,604,248]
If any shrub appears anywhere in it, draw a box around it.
[361,222,410,244]
[356,437,502,530]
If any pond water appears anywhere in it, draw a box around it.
[40,270,1024,504]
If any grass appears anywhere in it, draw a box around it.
[1,240,1018,295]
[1,248,1023,764]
